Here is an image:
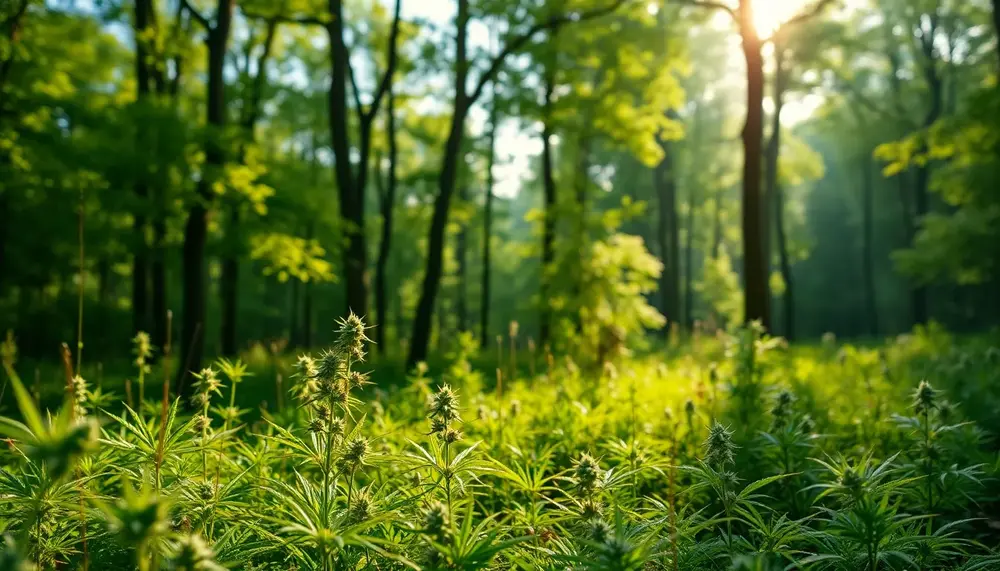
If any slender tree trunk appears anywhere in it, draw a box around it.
[327,0,367,318]
[0,192,7,290]
[290,275,300,347]
[178,0,234,394]
[407,0,470,368]
[456,184,470,332]
[738,3,769,329]
[540,64,557,347]
[0,0,29,112]
[712,192,722,258]
[325,0,399,321]
[220,18,278,356]
[766,42,789,337]
[131,0,155,336]
[375,84,398,351]
[303,222,315,349]
[653,142,680,326]
[684,184,695,329]
[480,87,498,349]
[406,0,626,367]
[219,220,239,355]
[774,182,794,340]
[862,152,879,336]
[992,0,1000,67]
[151,217,168,351]
[911,21,943,326]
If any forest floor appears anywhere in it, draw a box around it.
[1,323,999,569]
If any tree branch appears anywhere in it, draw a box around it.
[675,0,736,19]
[468,0,634,107]
[363,0,403,124]
[347,61,364,122]
[241,8,325,27]
[765,0,838,43]
[180,0,211,31]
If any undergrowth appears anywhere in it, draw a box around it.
[0,319,998,570]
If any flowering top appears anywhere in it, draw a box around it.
[704,421,737,468]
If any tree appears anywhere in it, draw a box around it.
[177,0,235,392]
[681,0,835,332]
[406,0,631,368]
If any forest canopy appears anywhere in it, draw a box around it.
[1,0,998,373]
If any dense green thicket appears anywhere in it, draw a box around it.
[1,319,998,570]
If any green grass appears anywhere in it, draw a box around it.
[1,319,998,570]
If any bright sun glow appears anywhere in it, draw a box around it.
[752,0,810,36]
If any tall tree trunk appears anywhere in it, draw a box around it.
[407,0,470,368]
[0,0,29,112]
[303,220,315,348]
[220,18,278,356]
[131,0,154,336]
[480,86,498,349]
[219,220,239,355]
[862,151,879,336]
[540,64,556,347]
[765,41,789,337]
[738,2,769,329]
[653,142,680,326]
[375,84,398,351]
[326,0,400,321]
[289,275,300,347]
[992,0,1000,67]
[712,191,722,258]
[327,0,366,319]
[151,217,168,351]
[178,0,234,394]
[456,184,469,332]
[406,0,627,368]
[911,16,943,326]
[774,182,794,340]
[684,184,695,329]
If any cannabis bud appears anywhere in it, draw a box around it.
[442,428,463,444]
[429,384,461,423]
[314,349,343,384]
[341,436,369,467]
[422,501,450,539]
[350,489,374,523]
[586,518,612,543]
[336,312,370,361]
[573,453,603,492]
[168,534,224,571]
[771,390,794,428]
[703,421,737,468]
[913,380,938,415]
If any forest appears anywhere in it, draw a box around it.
[1,0,999,570]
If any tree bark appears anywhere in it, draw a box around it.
[178,0,234,394]
[910,13,943,326]
[684,184,695,329]
[862,151,879,336]
[131,0,155,337]
[303,220,315,349]
[407,0,470,368]
[540,62,557,347]
[374,85,398,351]
[219,18,277,356]
[992,0,1000,67]
[456,184,470,332]
[326,0,401,320]
[480,85,498,349]
[738,1,769,329]
[653,142,680,326]
[765,41,789,337]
